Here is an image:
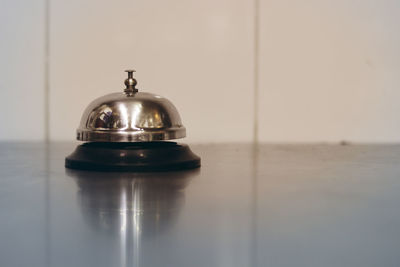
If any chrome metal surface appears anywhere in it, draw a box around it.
[124,69,138,95]
[77,70,185,142]
[77,92,185,142]
[2,143,400,267]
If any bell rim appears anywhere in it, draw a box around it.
[76,127,186,142]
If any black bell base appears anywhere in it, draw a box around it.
[65,142,201,172]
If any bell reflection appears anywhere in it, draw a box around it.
[66,169,199,267]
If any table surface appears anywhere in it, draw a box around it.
[1,143,400,267]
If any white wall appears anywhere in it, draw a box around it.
[1,0,400,143]
[0,0,45,141]
[259,0,400,143]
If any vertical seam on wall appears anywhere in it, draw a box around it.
[253,0,260,145]
[44,0,50,143]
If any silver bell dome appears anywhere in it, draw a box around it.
[77,70,186,142]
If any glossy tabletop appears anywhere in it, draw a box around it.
[1,143,400,267]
